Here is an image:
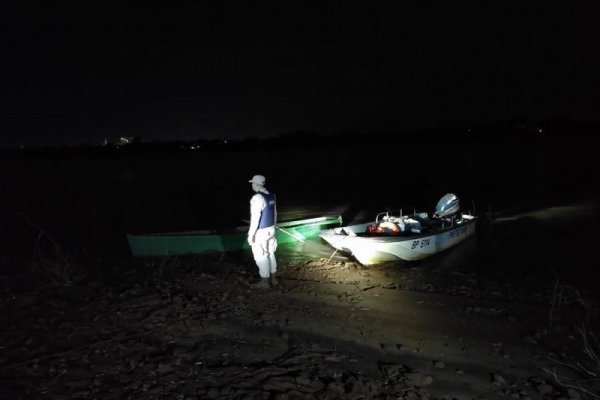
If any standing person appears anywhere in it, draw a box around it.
[247,174,278,288]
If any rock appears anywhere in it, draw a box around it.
[14,293,41,308]
[295,376,325,393]
[326,381,345,394]
[262,376,298,392]
[64,367,95,380]
[406,372,433,386]
[380,363,406,379]
[491,373,507,385]
[206,387,220,399]
[433,360,445,369]
[524,335,538,344]
[63,379,92,390]
[156,363,174,376]
[537,383,554,395]
[128,357,139,371]
[181,380,204,395]
[422,376,433,386]
[422,283,436,292]
[347,379,368,393]
[306,261,324,267]
[404,390,419,400]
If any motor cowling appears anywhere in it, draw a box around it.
[435,193,460,218]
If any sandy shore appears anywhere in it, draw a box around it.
[1,248,595,400]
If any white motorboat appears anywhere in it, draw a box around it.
[319,194,477,265]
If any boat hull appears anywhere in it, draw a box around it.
[320,216,476,265]
[127,215,342,257]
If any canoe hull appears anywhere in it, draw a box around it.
[127,215,342,257]
[319,215,476,266]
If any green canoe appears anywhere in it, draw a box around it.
[126,215,343,257]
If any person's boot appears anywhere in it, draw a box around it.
[270,274,279,287]
[251,278,270,289]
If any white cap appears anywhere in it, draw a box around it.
[248,175,266,185]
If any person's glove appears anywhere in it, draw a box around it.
[247,235,255,245]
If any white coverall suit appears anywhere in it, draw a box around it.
[248,189,277,278]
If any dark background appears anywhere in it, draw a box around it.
[1,3,599,147]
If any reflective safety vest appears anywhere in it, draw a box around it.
[257,192,276,229]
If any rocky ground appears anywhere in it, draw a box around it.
[1,246,598,400]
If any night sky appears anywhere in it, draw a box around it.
[2,3,598,147]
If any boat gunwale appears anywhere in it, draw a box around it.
[128,215,343,238]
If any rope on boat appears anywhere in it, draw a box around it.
[327,248,340,262]
[276,226,307,244]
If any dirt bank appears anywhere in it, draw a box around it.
[1,249,594,400]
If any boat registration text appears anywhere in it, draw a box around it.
[411,238,431,249]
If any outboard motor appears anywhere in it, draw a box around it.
[434,193,460,218]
